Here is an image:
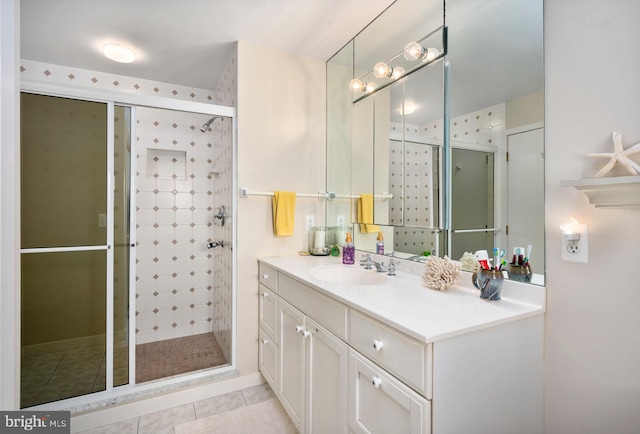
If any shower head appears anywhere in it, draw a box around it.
[200,116,223,133]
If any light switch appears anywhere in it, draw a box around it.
[98,213,107,228]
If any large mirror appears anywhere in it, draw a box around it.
[326,0,544,285]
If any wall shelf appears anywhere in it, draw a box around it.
[561,175,640,209]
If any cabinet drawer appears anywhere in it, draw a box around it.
[350,310,431,398]
[349,350,430,434]
[279,273,348,340]
[259,262,278,292]
[259,284,278,343]
[259,327,278,392]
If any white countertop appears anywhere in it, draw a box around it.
[258,254,545,344]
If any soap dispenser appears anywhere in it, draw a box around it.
[376,232,384,255]
[343,233,355,265]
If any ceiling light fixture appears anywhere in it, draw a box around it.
[103,44,136,63]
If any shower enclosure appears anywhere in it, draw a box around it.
[19,91,236,408]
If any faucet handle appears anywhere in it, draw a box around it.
[387,256,399,276]
[360,253,372,262]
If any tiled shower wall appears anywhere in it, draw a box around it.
[135,107,218,344]
[21,59,236,359]
[210,52,236,361]
[388,103,503,255]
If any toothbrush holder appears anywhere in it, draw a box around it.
[471,268,504,302]
[508,264,532,283]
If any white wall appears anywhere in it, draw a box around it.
[545,1,640,432]
[235,41,326,374]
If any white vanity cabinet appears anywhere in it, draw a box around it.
[277,296,349,433]
[258,257,544,434]
[258,263,279,392]
[349,350,430,434]
[260,265,349,434]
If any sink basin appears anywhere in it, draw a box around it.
[308,264,388,286]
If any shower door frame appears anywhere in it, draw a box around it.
[20,80,237,409]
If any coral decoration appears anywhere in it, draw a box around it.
[459,251,479,272]
[422,256,462,291]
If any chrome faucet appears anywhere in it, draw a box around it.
[386,257,399,276]
[360,254,387,273]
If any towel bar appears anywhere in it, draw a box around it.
[239,187,393,200]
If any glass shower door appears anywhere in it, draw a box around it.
[20,93,128,407]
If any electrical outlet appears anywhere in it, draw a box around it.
[561,223,588,263]
[567,243,579,254]
[98,213,107,228]
[306,215,314,230]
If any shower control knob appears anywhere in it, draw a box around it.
[373,340,384,351]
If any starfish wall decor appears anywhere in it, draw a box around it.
[588,132,640,177]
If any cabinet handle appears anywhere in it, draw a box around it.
[262,273,269,280]
[261,338,268,344]
[302,330,311,338]
[373,340,384,351]
[262,292,269,297]
[372,377,382,388]
[295,325,304,333]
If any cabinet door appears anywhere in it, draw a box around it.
[306,318,348,434]
[278,299,306,431]
[259,327,278,391]
[259,284,278,342]
[349,351,431,434]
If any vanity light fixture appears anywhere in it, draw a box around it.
[349,78,367,92]
[403,42,440,62]
[103,43,135,63]
[349,78,377,93]
[373,62,392,78]
[373,62,406,80]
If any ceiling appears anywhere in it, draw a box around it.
[20,0,396,90]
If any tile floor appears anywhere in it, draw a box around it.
[21,333,228,408]
[76,384,296,434]
[20,343,127,408]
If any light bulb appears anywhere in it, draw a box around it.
[373,62,392,78]
[391,66,405,80]
[423,47,440,62]
[103,44,135,63]
[365,82,377,93]
[403,42,425,61]
[349,78,366,92]
[402,104,415,115]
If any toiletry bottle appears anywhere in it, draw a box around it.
[376,232,384,255]
[343,233,355,265]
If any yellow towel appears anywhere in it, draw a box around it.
[358,194,380,233]
[272,191,296,237]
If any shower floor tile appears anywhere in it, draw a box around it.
[136,332,227,383]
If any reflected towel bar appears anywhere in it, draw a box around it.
[451,228,499,233]
[239,187,393,200]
